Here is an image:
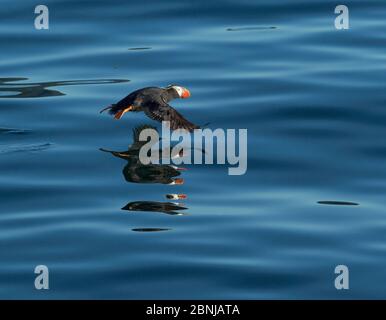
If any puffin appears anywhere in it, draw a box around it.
[100,85,199,131]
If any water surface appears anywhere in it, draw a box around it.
[1,0,386,299]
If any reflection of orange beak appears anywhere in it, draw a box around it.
[166,194,187,200]
[181,88,191,99]
[173,178,184,185]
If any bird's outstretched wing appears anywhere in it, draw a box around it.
[144,103,199,132]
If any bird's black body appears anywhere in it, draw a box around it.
[109,87,178,114]
[100,85,199,131]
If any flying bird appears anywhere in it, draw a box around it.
[100,85,199,131]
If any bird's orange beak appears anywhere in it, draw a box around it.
[181,88,191,99]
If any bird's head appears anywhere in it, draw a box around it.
[166,84,191,99]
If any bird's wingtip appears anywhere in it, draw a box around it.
[99,105,112,114]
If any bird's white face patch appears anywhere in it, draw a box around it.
[171,86,184,98]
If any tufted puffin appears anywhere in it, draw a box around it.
[100,85,199,131]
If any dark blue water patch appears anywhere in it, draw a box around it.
[0,78,130,98]
[317,201,359,206]
[132,228,172,232]
[128,47,152,51]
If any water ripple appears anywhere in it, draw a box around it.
[0,142,53,154]
[132,228,172,232]
[0,78,129,98]
[226,26,277,31]
[317,201,360,206]
[0,127,31,135]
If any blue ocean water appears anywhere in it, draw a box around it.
[0,0,386,299]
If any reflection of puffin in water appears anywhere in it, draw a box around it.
[122,201,187,215]
[122,162,183,185]
[100,125,185,185]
